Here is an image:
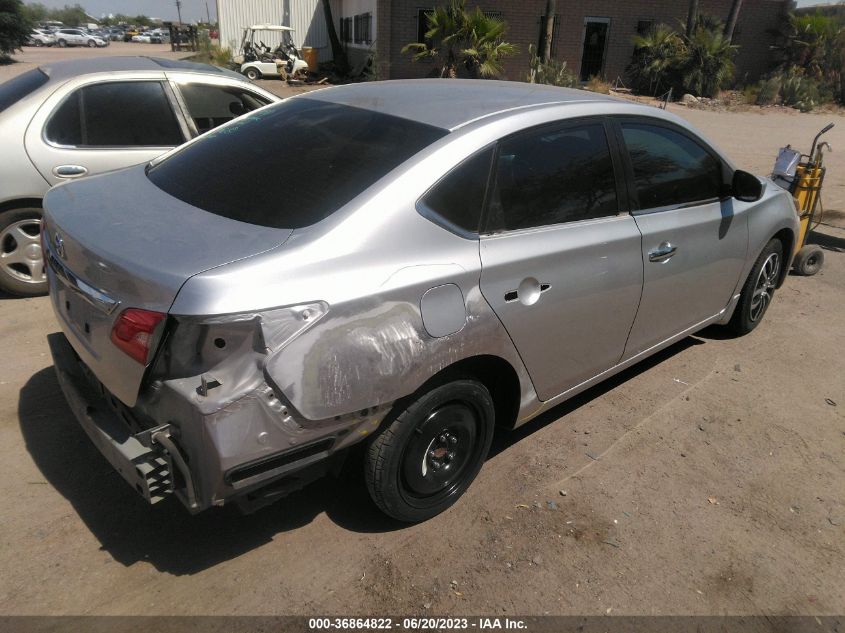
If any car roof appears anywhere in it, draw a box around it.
[37,56,243,82]
[301,79,636,130]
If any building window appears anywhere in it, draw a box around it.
[417,8,434,47]
[340,17,352,44]
[636,19,654,36]
[537,15,560,58]
[353,12,372,45]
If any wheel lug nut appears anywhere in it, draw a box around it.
[431,462,440,471]
[449,436,457,444]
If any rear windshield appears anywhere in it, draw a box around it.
[0,69,48,114]
[147,98,448,229]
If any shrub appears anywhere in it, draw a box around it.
[755,76,781,105]
[526,43,577,87]
[585,75,611,93]
[780,68,821,111]
[626,24,685,96]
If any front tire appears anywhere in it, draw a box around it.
[244,67,261,81]
[792,244,824,276]
[87,39,96,48]
[365,379,495,522]
[0,208,47,297]
[57,39,67,47]
[727,238,783,336]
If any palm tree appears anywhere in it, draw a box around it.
[402,0,516,79]
[627,24,684,95]
[681,25,737,97]
[724,0,743,42]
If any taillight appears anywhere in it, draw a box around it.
[110,308,166,365]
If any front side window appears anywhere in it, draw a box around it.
[621,122,723,210]
[45,81,183,147]
[418,147,494,236]
[178,83,272,135]
[486,122,619,232]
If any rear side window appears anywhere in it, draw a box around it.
[0,70,48,114]
[147,98,448,229]
[621,123,723,210]
[178,83,272,135]
[45,81,183,147]
[487,122,618,232]
[418,147,494,236]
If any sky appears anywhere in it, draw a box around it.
[23,0,839,24]
[26,0,217,23]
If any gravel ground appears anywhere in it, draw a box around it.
[0,54,843,617]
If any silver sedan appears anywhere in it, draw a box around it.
[43,80,799,522]
[0,57,277,296]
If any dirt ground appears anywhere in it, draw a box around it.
[0,52,844,617]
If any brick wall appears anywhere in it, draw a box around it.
[378,0,788,86]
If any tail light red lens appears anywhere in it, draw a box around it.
[110,308,166,365]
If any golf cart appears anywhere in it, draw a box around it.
[234,24,309,81]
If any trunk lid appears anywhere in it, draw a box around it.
[43,164,292,406]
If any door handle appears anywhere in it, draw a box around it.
[53,165,88,178]
[648,242,677,263]
[504,281,551,304]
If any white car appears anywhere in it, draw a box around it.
[27,29,56,46]
[55,28,108,48]
[131,34,152,43]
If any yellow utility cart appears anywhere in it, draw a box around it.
[773,123,834,276]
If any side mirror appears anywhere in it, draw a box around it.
[732,170,764,202]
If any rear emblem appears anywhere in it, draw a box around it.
[54,232,66,260]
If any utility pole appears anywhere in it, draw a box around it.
[205,1,211,25]
[175,0,182,25]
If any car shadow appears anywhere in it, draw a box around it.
[20,336,702,575]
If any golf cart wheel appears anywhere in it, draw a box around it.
[792,244,824,276]
[365,379,495,523]
[245,68,261,81]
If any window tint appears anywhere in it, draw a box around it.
[0,69,48,114]
[621,123,723,210]
[46,82,183,147]
[487,123,618,231]
[419,147,493,235]
[178,83,271,135]
[45,91,82,145]
[147,99,448,229]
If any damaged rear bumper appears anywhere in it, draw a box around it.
[48,332,177,506]
[48,331,379,513]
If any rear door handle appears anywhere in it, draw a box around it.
[53,165,88,178]
[648,242,677,263]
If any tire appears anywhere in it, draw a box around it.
[792,244,824,276]
[727,238,783,336]
[365,379,495,522]
[87,39,96,48]
[244,68,261,81]
[57,39,66,47]
[0,207,47,297]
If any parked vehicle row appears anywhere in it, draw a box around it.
[0,57,278,296]
[24,24,172,46]
[37,80,799,522]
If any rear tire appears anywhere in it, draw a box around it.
[365,379,495,522]
[792,244,824,276]
[87,39,96,48]
[244,67,261,81]
[57,39,66,47]
[0,207,47,297]
[727,238,783,336]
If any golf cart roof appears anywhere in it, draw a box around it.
[245,24,295,32]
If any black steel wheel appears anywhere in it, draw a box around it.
[365,379,495,522]
[727,238,783,336]
[792,244,824,276]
